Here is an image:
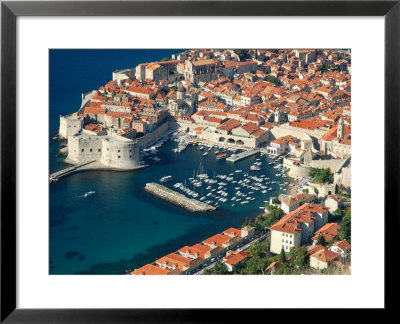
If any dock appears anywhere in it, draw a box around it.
[144,183,216,212]
[226,150,259,162]
[49,160,96,183]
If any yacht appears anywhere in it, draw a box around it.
[84,191,95,197]
[250,165,261,171]
[160,175,173,183]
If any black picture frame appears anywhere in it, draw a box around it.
[1,0,398,322]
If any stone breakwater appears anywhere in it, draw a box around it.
[144,183,216,212]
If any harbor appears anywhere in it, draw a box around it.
[49,134,291,274]
[144,183,216,212]
[140,132,293,210]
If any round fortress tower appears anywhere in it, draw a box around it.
[99,137,140,170]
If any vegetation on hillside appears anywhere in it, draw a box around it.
[338,209,351,242]
[203,261,229,275]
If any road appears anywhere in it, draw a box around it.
[192,232,266,275]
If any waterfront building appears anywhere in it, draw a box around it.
[135,60,182,82]
[178,245,210,260]
[222,227,242,238]
[202,234,232,249]
[66,130,140,170]
[130,264,171,275]
[155,253,203,272]
[241,225,255,239]
[222,250,250,272]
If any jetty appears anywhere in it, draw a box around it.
[226,149,259,162]
[49,160,96,183]
[144,183,216,212]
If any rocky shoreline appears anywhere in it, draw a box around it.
[144,182,216,213]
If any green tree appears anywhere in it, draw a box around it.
[257,205,285,229]
[309,168,333,184]
[239,256,268,275]
[272,198,281,205]
[294,247,308,269]
[279,247,286,263]
[302,188,309,194]
[337,184,346,195]
[160,57,170,61]
[338,209,351,242]
[316,233,327,246]
[205,261,229,275]
[233,49,249,60]
[247,243,263,258]
[265,75,282,86]
[329,208,344,223]
[276,262,292,275]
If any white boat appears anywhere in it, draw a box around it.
[250,165,261,171]
[160,175,173,183]
[84,191,95,197]
[203,152,209,156]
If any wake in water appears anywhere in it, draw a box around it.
[76,191,96,199]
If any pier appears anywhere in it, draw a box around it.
[226,149,259,163]
[49,160,96,183]
[144,183,216,212]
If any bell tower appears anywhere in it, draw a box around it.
[337,118,344,139]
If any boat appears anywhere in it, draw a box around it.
[84,191,95,197]
[160,175,173,183]
[250,165,261,171]
[203,152,209,156]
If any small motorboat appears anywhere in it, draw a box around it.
[84,191,95,197]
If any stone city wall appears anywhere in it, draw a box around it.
[137,121,169,150]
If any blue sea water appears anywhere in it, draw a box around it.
[49,50,287,274]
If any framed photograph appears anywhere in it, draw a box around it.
[1,0,397,321]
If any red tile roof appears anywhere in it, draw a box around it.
[131,264,170,275]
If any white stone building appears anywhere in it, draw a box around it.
[269,203,329,254]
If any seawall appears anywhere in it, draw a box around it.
[144,183,216,213]
[137,121,169,150]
